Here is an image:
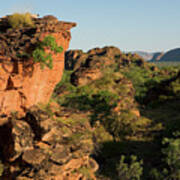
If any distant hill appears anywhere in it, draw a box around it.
[134,48,180,62]
[159,48,180,62]
[132,51,154,61]
[132,51,163,61]
[150,52,164,62]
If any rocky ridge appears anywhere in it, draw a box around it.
[62,47,154,141]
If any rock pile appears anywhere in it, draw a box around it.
[0,105,98,180]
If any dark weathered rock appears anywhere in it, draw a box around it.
[0,105,98,180]
[22,149,46,165]
[11,119,34,161]
[65,49,84,70]
[50,145,71,164]
[68,46,146,87]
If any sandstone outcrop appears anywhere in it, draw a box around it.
[0,105,98,179]
[0,15,76,116]
[65,46,122,71]
[65,49,84,70]
[70,47,140,116]
[65,46,149,74]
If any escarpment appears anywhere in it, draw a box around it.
[0,14,76,116]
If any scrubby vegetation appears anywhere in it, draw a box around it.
[0,161,3,177]
[117,155,143,180]
[8,12,34,28]
[154,61,180,68]
[52,47,180,180]
[33,35,63,69]
[151,132,180,180]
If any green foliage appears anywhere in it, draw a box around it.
[54,69,143,140]
[151,132,180,180]
[171,78,180,95]
[93,125,113,143]
[154,61,180,68]
[53,70,76,99]
[90,92,137,140]
[52,56,180,179]
[121,66,166,103]
[77,166,92,179]
[8,12,34,28]
[162,133,180,179]
[117,155,143,180]
[32,35,63,69]
[0,160,3,177]
[57,81,138,140]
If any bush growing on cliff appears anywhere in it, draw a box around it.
[117,155,143,180]
[0,160,3,177]
[8,12,34,28]
[151,132,180,180]
[32,35,63,69]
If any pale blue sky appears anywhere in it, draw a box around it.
[1,0,180,52]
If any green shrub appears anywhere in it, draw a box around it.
[0,160,3,177]
[117,155,143,180]
[162,132,180,179]
[89,91,139,140]
[151,132,180,180]
[8,12,34,28]
[32,35,63,69]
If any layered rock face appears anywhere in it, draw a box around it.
[0,15,76,116]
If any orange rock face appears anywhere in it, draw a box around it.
[0,16,76,115]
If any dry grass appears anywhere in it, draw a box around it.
[8,12,34,28]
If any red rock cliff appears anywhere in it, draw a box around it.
[0,15,76,116]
